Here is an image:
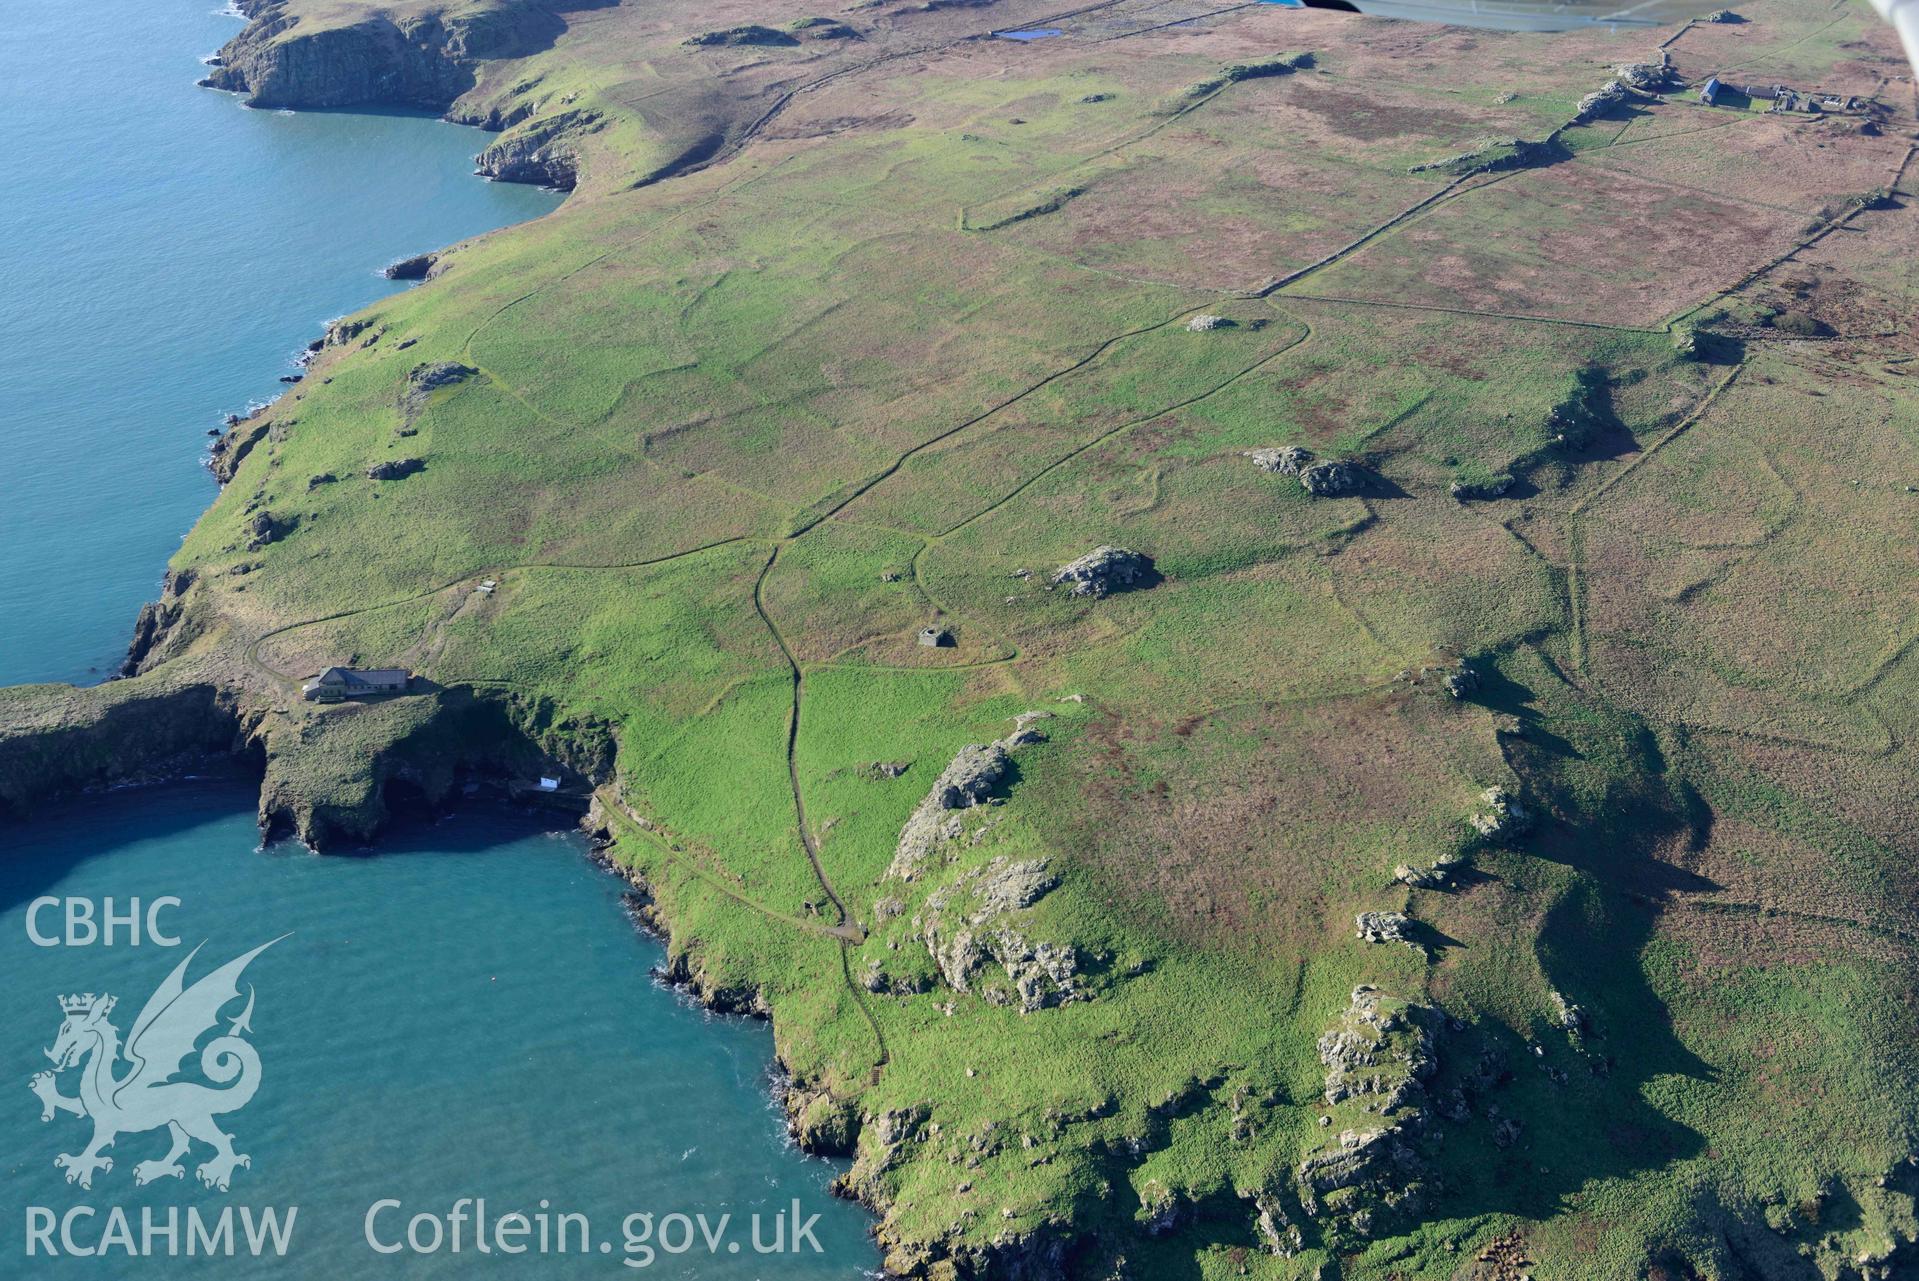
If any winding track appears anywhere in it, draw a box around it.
[236,12,1918,1077]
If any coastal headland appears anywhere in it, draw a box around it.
[5,0,1919,1275]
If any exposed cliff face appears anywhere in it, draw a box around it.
[0,663,611,852]
[249,685,614,848]
[0,678,251,818]
[122,568,202,676]
[468,108,600,189]
[200,0,578,112]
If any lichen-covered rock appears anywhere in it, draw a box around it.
[1279,995,1447,1244]
[246,509,294,550]
[367,457,425,481]
[1295,1124,1427,1239]
[1449,473,1514,501]
[1299,458,1364,496]
[1613,57,1673,91]
[1550,989,1589,1045]
[1394,657,1478,698]
[1470,786,1532,841]
[933,742,1010,808]
[1186,313,1229,331]
[1050,545,1154,598]
[1574,79,1629,122]
[888,719,1047,880]
[1317,985,1440,1108]
[1443,663,1479,699]
[1250,1190,1304,1256]
[918,857,1080,1012]
[1545,373,1608,450]
[1248,445,1313,475]
[1355,911,1413,945]
[1392,862,1453,890]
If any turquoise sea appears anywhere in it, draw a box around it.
[0,3,878,1275]
[0,0,559,687]
[1,790,876,1276]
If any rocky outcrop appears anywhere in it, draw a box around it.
[383,252,437,281]
[1614,55,1674,92]
[367,457,425,480]
[888,721,1045,880]
[1392,854,1464,890]
[1298,458,1365,497]
[406,359,476,397]
[1450,472,1514,501]
[918,857,1080,1012]
[208,410,273,485]
[1246,987,1444,1251]
[1355,910,1414,946]
[1543,370,1610,451]
[0,677,249,817]
[201,0,582,112]
[122,569,200,677]
[400,359,476,426]
[1248,444,1312,475]
[1050,546,1155,598]
[1294,1124,1427,1239]
[1318,986,1440,1108]
[472,109,599,189]
[1470,786,1532,842]
[1574,79,1630,123]
[246,509,295,550]
[684,24,798,48]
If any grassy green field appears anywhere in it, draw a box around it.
[7,0,1919,1275]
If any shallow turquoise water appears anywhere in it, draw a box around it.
[0,1,559,688]
[0,4,879,1275]
[1,787,876,1275]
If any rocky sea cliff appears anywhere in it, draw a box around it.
[200,0,608,187]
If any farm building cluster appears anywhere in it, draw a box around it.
[1698,76,1872,115]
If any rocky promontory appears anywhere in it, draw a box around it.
[200,0,585,111]
[199,0,608,194]
[0,658,611,851]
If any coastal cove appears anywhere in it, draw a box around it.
[0,4,878,1276]
[2,787,876,1277]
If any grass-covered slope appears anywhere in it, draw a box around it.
[7,0,1919,1275]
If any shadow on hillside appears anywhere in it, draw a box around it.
[1424,652,1719,1230]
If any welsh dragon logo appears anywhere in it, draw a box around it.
[29,937,283,1191]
